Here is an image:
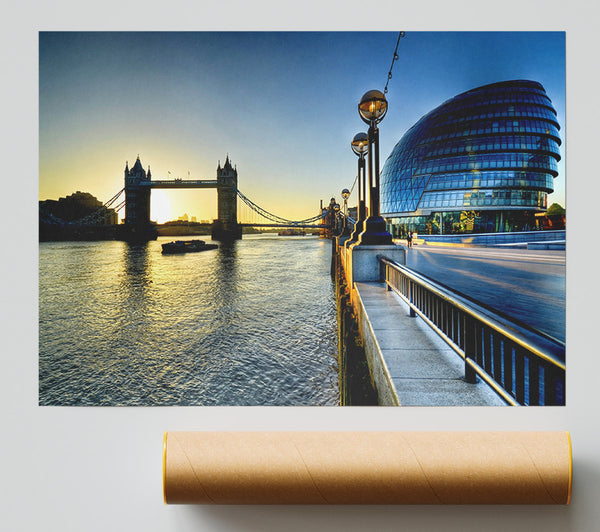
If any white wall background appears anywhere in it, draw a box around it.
[2,1,599,530]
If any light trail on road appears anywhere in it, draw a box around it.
[404,245,566,342]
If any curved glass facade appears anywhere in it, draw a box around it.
[380,80,561,235]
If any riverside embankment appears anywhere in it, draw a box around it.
[333,237,505,406]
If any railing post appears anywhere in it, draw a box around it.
[386,264,391,290]
[377,256,392,290]
[463,314,477,384]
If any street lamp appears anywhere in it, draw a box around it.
[356,89,393,245]
[346,132,369,247]
[332,201,341,236]
[341,188,350,234]
[341,188,350,210]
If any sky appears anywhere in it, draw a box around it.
[39,31,566,223]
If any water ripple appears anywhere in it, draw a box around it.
[39,235,340,406]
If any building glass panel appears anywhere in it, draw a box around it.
[380,80,561,233]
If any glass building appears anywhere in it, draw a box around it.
[379,80,561,237]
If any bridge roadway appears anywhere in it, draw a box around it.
[138,179,219,188]
[240,223,322,229]
[402,244,566,343]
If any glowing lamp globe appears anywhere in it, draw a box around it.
[351,132,369,157]
[358,90,388,124]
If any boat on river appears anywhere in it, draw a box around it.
[161,240,218,254]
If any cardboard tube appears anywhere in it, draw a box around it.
[163,431,572,505]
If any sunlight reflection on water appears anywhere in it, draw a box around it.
[39,234,339,406]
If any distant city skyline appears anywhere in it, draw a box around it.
[39,31,565,223]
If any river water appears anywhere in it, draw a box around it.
[39,234,340,406]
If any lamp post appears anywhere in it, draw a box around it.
[327,197,338,237]
[356,89,393,245]
[332,202,341,236]
[346,132,369,247]
[341,188,350,234]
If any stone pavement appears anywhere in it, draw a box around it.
[354,282,506,406]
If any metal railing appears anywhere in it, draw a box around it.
[378,256,565,406]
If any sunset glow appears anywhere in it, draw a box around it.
[39,32,566,222]
[150,190,172,224]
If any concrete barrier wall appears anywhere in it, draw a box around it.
[350,286,401,406]
[335,238,406,405]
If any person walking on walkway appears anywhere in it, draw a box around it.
[407,231,413,248]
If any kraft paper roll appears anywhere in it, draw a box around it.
[163,431,572,505]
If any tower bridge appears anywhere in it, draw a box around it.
[39,155,342,241]
[124,155,241,241]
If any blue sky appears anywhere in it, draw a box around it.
[39,31,565,222]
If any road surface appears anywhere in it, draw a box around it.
[404,245,566,342]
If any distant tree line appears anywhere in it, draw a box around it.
[546,203,565,216]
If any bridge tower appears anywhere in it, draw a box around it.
[123,156,156,240]
[212,155,242,241]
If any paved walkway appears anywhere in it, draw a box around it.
[355,282,506,406]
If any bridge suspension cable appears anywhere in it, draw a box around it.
[70,188,125,225]
[235,188,327,226]
[104,188,125,209]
